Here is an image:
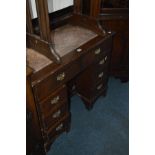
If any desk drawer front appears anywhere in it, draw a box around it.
[82,38,111,68]
[94,68,108,85]
[38,85,67,115]
[93,79,108,95]
[42,103,68,130]
[34,62,80,102]
[96,53,110,68]
[45,113,70,142]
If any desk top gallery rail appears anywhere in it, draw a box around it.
[26,0,103,64]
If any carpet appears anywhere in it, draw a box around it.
[47,77,129,155]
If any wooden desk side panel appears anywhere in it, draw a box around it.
[26,76,45,155]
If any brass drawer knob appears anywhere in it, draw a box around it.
[95,48,101,55]
[57,72,65,81]
[97,84,103,90]
[56,123,63,131]
[51,96,60,105]
[99,59,105,65]
[98,72,104,78]
[52,110,61,118]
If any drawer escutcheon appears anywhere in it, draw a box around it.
[98,72,104,78]
[57,72,65,81]
[95,48,101,55]
[51,96,60,105]
[105,56,108,61]
[56,123,63,131]
[97,84,103,90]
[52,110,61,118]
[99,59,105,65]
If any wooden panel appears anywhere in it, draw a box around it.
[26,68,45,155]
[74,0,82,14]
[38,85,68,116]
[26,0,33,33]
[90,0,101,17]
[100,9,129,81]
[35,0,51,42]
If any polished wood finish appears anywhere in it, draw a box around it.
[26,0,103,64]
[27,0,113,154]
[90,0,101,17]
[26,34,61,63]
[26,67,45,155]
[35,0,51,42]
[27,34,113,153]
[76,37,112,109]
[74,0,82,14]
[26,0,33,33]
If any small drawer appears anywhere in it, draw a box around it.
[42,103,68,130]
[90,68,108,89]
[33,62,80,102]
[95,70,108,84]
[93,80,108,97]
[45,113,71,141]
[38,85,68,116]
[96,54,110,68]
[81,37,111,68]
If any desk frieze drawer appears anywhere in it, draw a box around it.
[38,85,68,115]
[33,62,80,102]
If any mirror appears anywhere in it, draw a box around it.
[29,0,74,19]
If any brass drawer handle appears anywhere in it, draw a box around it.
[98,72,104,78]
[105,56,108,61]
[52,110,61,118]
[57,72,65,81]
[51,96,60,105]
[56,123,63,131]
[99,59,105,65]
[97,84,103,90]
[95,48,101,55]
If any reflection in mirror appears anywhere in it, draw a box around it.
[51,0,73,12]
[28,0,37,19]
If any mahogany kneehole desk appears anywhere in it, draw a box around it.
[27,23,113,154]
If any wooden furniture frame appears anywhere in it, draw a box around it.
[100,0,129,81]
[26,1,114,154]
[26,0,104,64]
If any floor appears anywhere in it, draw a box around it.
[47,77,129,155]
